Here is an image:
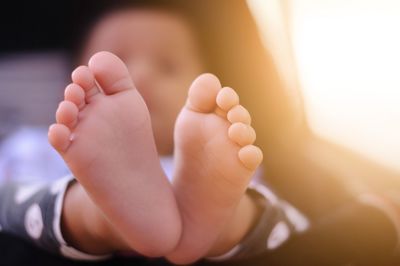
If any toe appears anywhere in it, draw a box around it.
[238,145,263,171]
[216,87,239,111]
[187,73,221,113]
[65,83,85,109]
[72,66,100,102]
[48,124,72,153]
[228,123,256,146]
[88,51,135,95]
[227,105,251,125]
[56,101,79,129]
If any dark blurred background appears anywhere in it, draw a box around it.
[1,1,400,266]
[0,1,80,139]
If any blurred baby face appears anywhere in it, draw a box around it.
[81,9,204,155]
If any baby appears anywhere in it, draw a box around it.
[0,7,306,265]
[50,8,266,262]
[49,50,263,263]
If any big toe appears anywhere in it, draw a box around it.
[187,73,221,113]
[88,51,135,95]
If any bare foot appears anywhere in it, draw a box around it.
[48,51,180,257]
[169,74,263,263]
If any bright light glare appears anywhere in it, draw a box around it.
[290,0,400,172]
[249,0,400,172]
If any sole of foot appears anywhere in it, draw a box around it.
[168,73,263,263]
[48,51,181,257]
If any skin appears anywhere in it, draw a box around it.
[58,9,263,262]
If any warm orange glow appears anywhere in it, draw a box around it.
[249,0,400,173]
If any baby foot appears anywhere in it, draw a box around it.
[169,74,263,263]
[48,52,180,256]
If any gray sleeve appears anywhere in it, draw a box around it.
[0,175,111,261]
[208,181,310,261]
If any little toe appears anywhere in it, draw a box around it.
[88,51,135,95]
[187,73,221,113]
[71,66,100,102]
[65,83,85,109]
[228,122,256,146]
[56,101,79,129]
[48,124,72,153]
[216,87,239,112]
[238,145,263,171]
[227,105,251,125]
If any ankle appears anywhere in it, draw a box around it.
[62,182,127,255]
[207,192,263,257]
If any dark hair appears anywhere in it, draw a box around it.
[70,0,300,175]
